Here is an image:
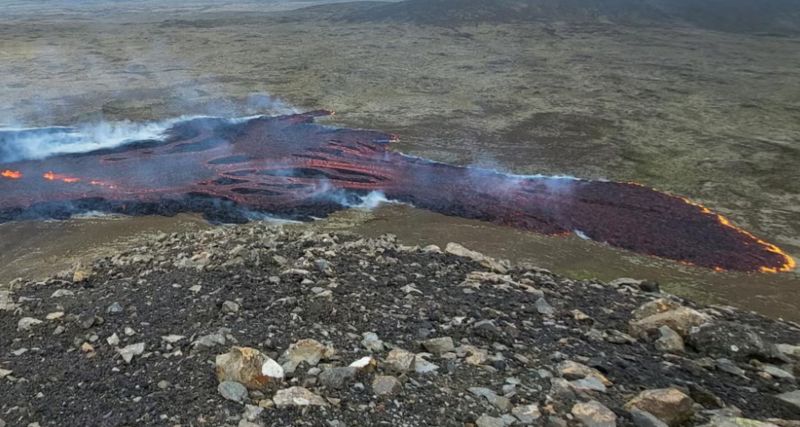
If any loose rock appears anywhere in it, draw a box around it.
[273,387,328,408]
[624,388,694,426]
[571,400,617,427]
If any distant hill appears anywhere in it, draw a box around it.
[327,0,800,33]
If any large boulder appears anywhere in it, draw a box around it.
[445,242,510,273]
[629,306,710,338]
[279,339,335,374]
[216,347,283,390]
[687,321,787,362]
[624,388,694,427]
[273,386,328,408]
[571,401,617,427]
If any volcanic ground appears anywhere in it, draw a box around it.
[0,111,794,273]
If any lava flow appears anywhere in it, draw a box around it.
[1,169,22,179]
[0,111,794,273]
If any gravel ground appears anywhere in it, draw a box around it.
[1,224,800,426]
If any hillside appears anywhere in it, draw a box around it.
[336,0,800,33]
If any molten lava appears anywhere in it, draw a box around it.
[43,171,81,183]
[1,169,22,179]
[0,111,794,273]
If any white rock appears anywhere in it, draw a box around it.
[118,342,146,363]
[572,400,617,427]
[280,339,334,373]
[512,404,541,424]
[50,289,75,298]
[385,348,416,373]
[273,386,328,407]
[17,317,43,332]
[262,358,285,380]
[107,333,120,346]
[161,335,185,344]
[349,356,376,371]
[414,354,439,374]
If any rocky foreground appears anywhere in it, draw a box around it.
[1,224,800,427]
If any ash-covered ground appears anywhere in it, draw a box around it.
[1,225,800,426]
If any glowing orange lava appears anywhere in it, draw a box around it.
[89,180,116,189]
[43,171,81,183]
[1,169,22,179]
[676,194,795,273]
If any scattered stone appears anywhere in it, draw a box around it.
[775,390,800,410]
[0,368,12,379]
[161,334,185,344]
[629,306,710,338]
[280,339,334,373]
[571,400,617,427]
[475,414,506,427]
[512,404,541,424]
[630,409,668,427]
[0,291,18,311]
[45,312,64,321]
[385,348,415,373]
[762,364,795,380]
[106,302,124,315]
[222,300,240,313]
[462,345,489,366]
[688,383,724,409]
[273,387,328,408]
[609,277,644,288]
[535,297,555,315]
[349,356,377,373]
[716,358,747,377]
[654,326,685,353]
[192,330,228,349]
[557,361,612,386]
[117,342,146,364]
[445,242,509,273]
[700,416,780,427]
[72,264,92,282]
[422,336,454,354]
[17,317,43,332]
[469,387,512,411]
[107,333,120,346]
[569,376,608,393]
[216,347,283,390]
[361,332,384,352]
[777,344,800,359]
[372,375,402,396]
[414,354,439,374]
[50,289,75,298]
[632,298,682,320]
[624,388,694,426]
[319,367,357,390]
[218,380,248,403]
[688,321,787,362]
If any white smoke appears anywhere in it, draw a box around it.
[348,191,394,209]
[0,118,182,163]
[309,179,396,210]
[0,91,300,164]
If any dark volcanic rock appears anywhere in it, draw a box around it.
[687,321,788,362]
[0,225,799,426]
